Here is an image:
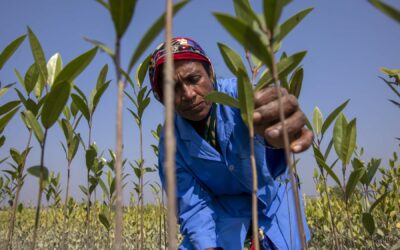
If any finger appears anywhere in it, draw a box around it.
[262,110,307,142]
[253,94,298,126]
[254,87,288,108]
[290,128,314,153]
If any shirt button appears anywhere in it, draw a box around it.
[228,165,234,171]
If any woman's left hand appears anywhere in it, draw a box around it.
[253,86,313,153]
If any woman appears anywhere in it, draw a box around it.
[149,37,313,250]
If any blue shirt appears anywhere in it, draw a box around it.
[158,78,310,250]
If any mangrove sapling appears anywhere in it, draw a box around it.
[208,1,312,248]
[0,34,28,250]
[310,101,351,249]
[25,26,98,249]
[70,64,110,244]
[88,1,189,248]
[125,56,153,250]
[59,110,81,249]
[331,113,367,247]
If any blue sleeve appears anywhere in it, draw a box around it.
[255,134,287,179]
[158,141,219,249]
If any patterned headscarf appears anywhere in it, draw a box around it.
[148,37,213,103]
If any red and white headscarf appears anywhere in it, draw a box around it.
[148,37,213,103]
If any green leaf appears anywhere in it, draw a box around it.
[86,145,97,171]
[205,91,239,108]
[0,107,20,133]
[312,145,342,188]
[342,119,357,165]
[71,94,90,122]
[233,0,261,28]
[379,76,400,97]
[47,53,63,87]
[217,42,247,77]
[24,63,39,94]
[0,100,20,116]
[25,98,39,116]
[98,213,110,230]
[83,37,114,57]
[321,99,350,135]
[237,71,254,129]
[10,148,22,165]
[41,81,71,129]
[0,83,14,99]
[369,0,400,23]
[109,0,137,38]
[68,135,80,162]
[288,67,303,98]
[214,13,272,70]
[264,0,291,35]
[363,158,381,186]
[276,8,313,42]
[333,113,347,163]
[52,47,98,88]
[27,165,49,180]
[255,51,306,91]
[362,212,375,235]
[312,107,323,135]
[369,192,388,212]
[33,74,46,99]
[136,56,150,88]
[27,27,48,83]
[345,167,365,200]
[96,64,109,89]
[0,34,26,70]
[96,0,109,10]
[91,80,110,113]
[14,69,25,90]
[127,0,189,73]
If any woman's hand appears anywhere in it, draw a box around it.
[253,87,313,153]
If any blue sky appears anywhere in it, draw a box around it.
[1,0,399,204]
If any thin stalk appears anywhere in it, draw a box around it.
[250,127,259,250]
[342,163,354,248]
[61,160,72,250]
[321,171,341,249]
[269,49,307,249]
[162,190,167,249]
[164,0,177,249]
[316,140,340,249]
[139,122,144,250]
[31,129,48,250]
[6,130,33,250]
[285,181,293,250]
[114,30,124,249]
[85,120,93,247]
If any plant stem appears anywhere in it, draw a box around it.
[61,160,72,250]
[6,130,32,250]
[164,0,177,249]
[114,28,124,248]
[249,128,260,250]
[31,129,48,250]
[269,49,307,249]
[86,121,92,248]
[140,122,144,250]
[321,169,341,249]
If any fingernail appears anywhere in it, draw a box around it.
[268,129,279,138]
[253,112,261,121]
[293,144,302,152]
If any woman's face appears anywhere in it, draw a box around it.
[173,60,213,121]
